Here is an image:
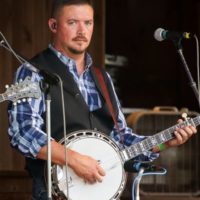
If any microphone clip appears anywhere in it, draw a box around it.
[124,160,164,173]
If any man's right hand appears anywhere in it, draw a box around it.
[37,140,106,183]
[67,148,106,183]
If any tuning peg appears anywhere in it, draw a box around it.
[19,79,23,82]
[27,98,32,102]
[182,113,189,120]
[13,102,17,106]
[17,100,21,104]
[22,98,27,102]
[182,112,191,125]
[5,85,9,89]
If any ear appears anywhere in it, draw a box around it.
[48,18,57,33]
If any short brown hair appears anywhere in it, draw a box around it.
[51,0,93,18]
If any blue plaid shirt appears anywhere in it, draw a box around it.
[8,44,158,161]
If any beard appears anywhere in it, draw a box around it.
[68,46,86,55]
[69,36,89,54]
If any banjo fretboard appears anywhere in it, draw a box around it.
[123,116,200,161]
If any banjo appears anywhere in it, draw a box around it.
[51,116,199,200]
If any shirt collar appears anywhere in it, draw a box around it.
[48,44,93,70]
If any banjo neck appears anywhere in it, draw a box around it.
[121,115,200,162]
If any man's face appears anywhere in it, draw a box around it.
[53,4,94,55]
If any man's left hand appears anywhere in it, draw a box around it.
[166,119,197,147]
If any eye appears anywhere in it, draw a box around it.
[68,20,77,25]
[85,20,93,26]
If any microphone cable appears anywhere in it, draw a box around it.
[54,74,70,199]
[0,31,25,64]
[131,166,167,200]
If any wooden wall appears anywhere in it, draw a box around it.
[0,0,105,171]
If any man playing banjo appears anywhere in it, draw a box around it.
[8,0,197,199]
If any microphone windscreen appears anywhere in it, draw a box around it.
[154,28,165,41]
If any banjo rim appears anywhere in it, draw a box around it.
[51,129,127,200]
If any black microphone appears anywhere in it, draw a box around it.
[154,28,192,42]
[26,62,59,85]
[124,160,155,173]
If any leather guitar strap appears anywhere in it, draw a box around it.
[94,67,124,143]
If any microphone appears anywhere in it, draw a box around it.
[124,160,155,173]
[26,63,59,85]
[154,28,192,42]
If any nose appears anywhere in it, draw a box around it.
[77,22,86,35]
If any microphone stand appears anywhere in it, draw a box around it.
[0,38,54,199]
[135,168,145,200]
[42,82,53,200]
[173,39,200,108]
[0,40,54,200]
[25,78,53,200]
[0,32,69,199]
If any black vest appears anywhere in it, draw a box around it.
[25,48,119,178]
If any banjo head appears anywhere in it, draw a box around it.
[51,130,126,200]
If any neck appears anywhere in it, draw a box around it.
[53,44,86,75]
[75,55,85,75]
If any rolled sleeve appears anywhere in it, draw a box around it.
[8,64,48,158]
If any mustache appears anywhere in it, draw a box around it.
[72,36,88,42]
